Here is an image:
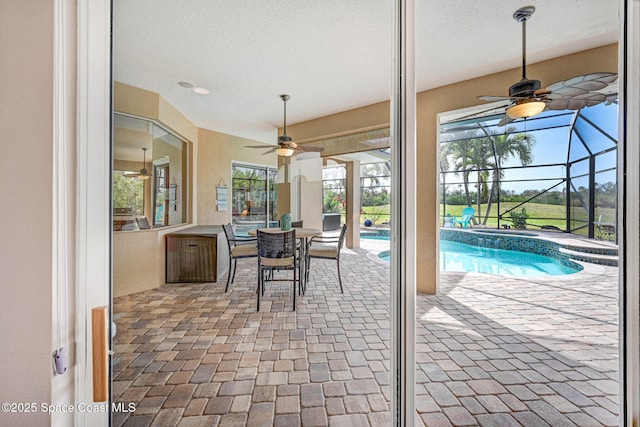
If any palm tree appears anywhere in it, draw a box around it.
[441,125,535,225]
[441,131,482,207]
[481,127,535,224]
[468,136,495,219]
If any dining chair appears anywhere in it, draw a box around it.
[291,220,303,228]
[305,224,348,293]
[222,223,257,292]
[256,229,298,311]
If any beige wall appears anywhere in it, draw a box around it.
[284,43,618,294]
[196,128,277,225]
[0,2,55,425]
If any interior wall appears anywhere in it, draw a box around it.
[196,128,278,225]
[0,2,55,425]
[284,43,618,294]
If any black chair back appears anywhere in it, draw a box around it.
[222,223,236,251]
[257,230,296,260]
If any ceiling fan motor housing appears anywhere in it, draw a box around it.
[509,79,541,98]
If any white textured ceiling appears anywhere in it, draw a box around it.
[113,1,618,144]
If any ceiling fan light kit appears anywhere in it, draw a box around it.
[506,99,546,119]
[275,147,295,156]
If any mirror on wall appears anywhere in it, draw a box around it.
[113,113,188,230]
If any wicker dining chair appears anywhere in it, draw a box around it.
[256,229,298,311]
[305,224,348,293]
[222,223,257,292]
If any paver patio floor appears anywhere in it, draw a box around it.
[113,239,618,426]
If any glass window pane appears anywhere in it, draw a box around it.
[232,164,278,229]
[113,113,188,230]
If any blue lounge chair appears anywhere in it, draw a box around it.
[453,206,475,228]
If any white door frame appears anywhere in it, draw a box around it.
[73,0,112,425]
[620,0,640,424]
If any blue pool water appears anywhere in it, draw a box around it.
[367,235,581,276]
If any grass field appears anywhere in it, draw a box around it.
[359,202,616,234]
[441,202,616,230]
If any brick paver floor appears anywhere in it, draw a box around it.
[113,238,619,426]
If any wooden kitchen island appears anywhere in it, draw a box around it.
[165,225,229,283]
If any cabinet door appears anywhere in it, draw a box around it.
[166,236,217,282]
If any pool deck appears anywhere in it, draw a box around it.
[112,231,619,426]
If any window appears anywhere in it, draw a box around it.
[439,102,617,239]
[113,113,189,229]
[322,166,346,215]
[361,161,391,225]
[232,163,278,229]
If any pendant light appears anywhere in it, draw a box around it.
[138,147,150,179]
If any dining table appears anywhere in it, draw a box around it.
[248,227,321,293]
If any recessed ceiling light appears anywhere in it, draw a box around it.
[192,87,210,95]
[178,81,194,88]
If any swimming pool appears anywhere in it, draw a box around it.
[366,230,582,276]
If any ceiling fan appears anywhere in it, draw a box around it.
[475,6,618,124]
[124,147,150,179]
[246,94,324,157]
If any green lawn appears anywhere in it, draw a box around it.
[361,205,391,225]
[441,202,616,230]
[354,202,616,234]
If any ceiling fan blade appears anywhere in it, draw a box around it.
[262,147,277,154]
[545,72,618,96]
[478,95,510,102]
[534,88,552,97]
[498,114,516,127]
[545,92,611,111]
[245,145,274,149]
[442,102,513,124]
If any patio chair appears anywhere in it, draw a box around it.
[305,224,348,293]
[257,229,298,311]
[291,220,303,228]
[453,206,475,228]
[222,223,257,292]
[136,217,150,229]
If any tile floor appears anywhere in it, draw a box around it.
[113,238,619,426]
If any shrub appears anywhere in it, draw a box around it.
[509,208,529,229]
